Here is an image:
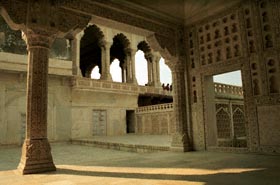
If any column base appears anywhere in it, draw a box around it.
[170,133,192,152]
[100,74,112,81]
[18,139,56,174]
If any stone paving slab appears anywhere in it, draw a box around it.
[0,143,280,185]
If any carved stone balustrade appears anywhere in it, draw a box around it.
[214,83,243,99]
[136,103,173,113]
[71,77,173,96]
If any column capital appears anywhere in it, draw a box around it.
[75,30,85,41]
[22,29,56,49]
[168,60,185,73]
[144,52,153,62]
[151,52,161,63]
[99,40,113,50]
[129,48,138,56]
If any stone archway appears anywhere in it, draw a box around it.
[80,25,104,78]
[110,33,131,83]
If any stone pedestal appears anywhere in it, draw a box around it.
[18,139,56,174]
[170,133,192,152]
[18,31,56,174]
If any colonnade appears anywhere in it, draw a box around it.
[72,30,162,87]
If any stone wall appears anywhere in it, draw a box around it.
[0,73,72,145]
[0,70,139,145]
[186,1,280,154]
[71,90,138,138]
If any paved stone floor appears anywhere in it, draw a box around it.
[0,143,280,185]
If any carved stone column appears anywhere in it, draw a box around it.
[153,54,161,87]
[72,31,84,76]
[146,54,153,86]
[100,41,112,81]
[169,61,192,152]
[18,30,56,174]
[0,0,90,175]
[127,49,137,84]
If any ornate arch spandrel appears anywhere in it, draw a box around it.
[0,2,26,31]
[146,34,175,62]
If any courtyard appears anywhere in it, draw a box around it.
[0,143,279,185]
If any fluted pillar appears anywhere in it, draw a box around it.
[72,31,84,76]
[100,41,112,81]
[18,30,56,174]
[169,61,192,152]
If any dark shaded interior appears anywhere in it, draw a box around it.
[80,25,104,77]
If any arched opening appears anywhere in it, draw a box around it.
[159,58,172,89]
[90,66,101,80]
[110,33,131,83]
[205,70,247,148]
[135,50,148,86]
[80,25,104,78]
[110,59,122,82]
[136,41,151,86]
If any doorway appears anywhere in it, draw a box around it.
[92,110,107,136]
[126,110,135,134]
[204,70,247,148]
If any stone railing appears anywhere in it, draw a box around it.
[72,77,173,96]
[214,83,243,96]
[136,103,173,113]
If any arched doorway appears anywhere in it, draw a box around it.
[159,58,172,89]
[110,33,131,83]
[80,25,104,78]
[110,59,122,82]
[136,41,151,86]
[135,50,148,86]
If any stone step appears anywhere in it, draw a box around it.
[71,139,170,153]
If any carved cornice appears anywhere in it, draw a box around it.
[168,61,185,73]
[61,0,178,56]
[22,29,56,49]
[93,0,183,26]
[1,0,178,58]
[62,1,176,37]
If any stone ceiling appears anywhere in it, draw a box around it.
[114,0,241,25]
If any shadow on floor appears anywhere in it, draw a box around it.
[53,167,278,185]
